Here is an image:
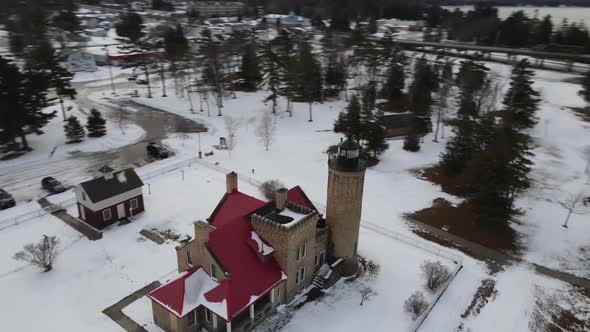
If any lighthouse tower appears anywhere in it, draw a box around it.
[326,137,367,275]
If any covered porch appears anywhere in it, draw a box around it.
[229,291,274,332]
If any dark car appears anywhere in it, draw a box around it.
[41,177,66,194]
[0,189,16,210]
[146,142,169,159]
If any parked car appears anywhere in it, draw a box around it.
[41,177,66,194]
[0,189,16,210]
[146,142,169,159]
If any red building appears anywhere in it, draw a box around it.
[74,167,145,229]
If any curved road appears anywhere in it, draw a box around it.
[0,81,205,204]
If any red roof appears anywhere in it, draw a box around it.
[149,186,317,321]
[149,190,287,321]
[287,186,317,211]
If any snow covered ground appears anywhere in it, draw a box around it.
[0,100,144,205]
[0,157,458,332]
[1,46,589,331]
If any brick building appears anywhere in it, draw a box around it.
[148,137,366,332]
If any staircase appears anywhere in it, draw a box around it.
[312,274,325,289]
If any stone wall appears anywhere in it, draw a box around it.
[251,203,329,301]
[175,221,228,281]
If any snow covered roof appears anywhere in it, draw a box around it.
[151,185,318,320]
[148,266,228,319]
[78,168,143,203]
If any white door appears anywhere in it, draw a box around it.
[116,203,125,219]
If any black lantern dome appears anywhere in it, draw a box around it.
[329,137,366,171]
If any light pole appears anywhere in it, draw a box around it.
[105,46,116,95]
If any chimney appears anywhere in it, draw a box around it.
[194,220,215,242]
[226,172,238,193]
[99,165,114,180]
[275,187,288,210]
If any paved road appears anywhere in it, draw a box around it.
[406,218,590,289]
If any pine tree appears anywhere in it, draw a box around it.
[407,57,437,147]
[334,94,363,139]
[368,17,378,34]
[381,58,405,103]
[27,40,76,121]
[580,69,590,104]
[403,130,420,152]
[64,115,85,143]
[259,42,281,114]
[86,109,107,137]
[365,122,389,158]
[0,56,54,151]
[297,40,322,122]
[240,40,261,91]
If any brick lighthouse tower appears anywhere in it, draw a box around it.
[326,137,367,275]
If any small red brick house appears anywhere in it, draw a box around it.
[74,167,144,229]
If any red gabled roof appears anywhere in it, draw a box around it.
[151,186,317,321]
[207,191,284,319]
[287,186,318,211]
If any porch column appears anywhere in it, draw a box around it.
[249,304,255,319]
[226,321,232,332]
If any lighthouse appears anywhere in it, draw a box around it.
[326,137,367,275]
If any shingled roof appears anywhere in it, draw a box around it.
[79,168,143,203]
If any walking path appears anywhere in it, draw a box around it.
[102,281,161,332]
[38,198,102,241]
[406,218,590,289]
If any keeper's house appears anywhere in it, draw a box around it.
[74,167,145,229]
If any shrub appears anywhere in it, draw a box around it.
[404,291,428,319]
[421,260,451,292]
[259,179,285,200]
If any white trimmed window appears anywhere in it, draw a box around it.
[204,308,212,322]
[296,267,305,284]
[296,242,307,261]
[130,198,138,210]
[186,251,192,266]
[211,263,217,280]
[187,309,196,326]
[102,208,112,221]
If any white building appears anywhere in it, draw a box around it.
[190,1,246,18]
[66,51,97,72]
[264,13,310,28]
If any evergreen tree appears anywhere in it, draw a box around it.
[579,70,590,104]
[381,57,405,103]
[163,24,189,59]
[240,40,262,91]
[27,40,76,121]
[297,40,322,122]
[53,9,80,33]
[531,15,553,45]
[259,42,281,114]
[64,115,85,143]
[0,56,54,151]
[406,57,437,149]
[365,122,389,158]
[115,12,155,98]
[334,94,363,139]
[403,130,420,152]
[368,17,378,34]
[86,109,107,137]
[324,53,346,97]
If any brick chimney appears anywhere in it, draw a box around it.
[226,171,238,193]
[194,220,215,242]
[275,187,288,210]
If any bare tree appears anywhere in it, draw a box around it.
[13,235,60,272]
[259,180,285,199]
[404,291,428,319]
[421,260,451,292]
[256,112,275,151]
[559,191,590,228]
[223,116,241,151]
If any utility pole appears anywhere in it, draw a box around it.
[106,46,116,95]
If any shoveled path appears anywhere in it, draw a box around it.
[102,281,161,332]
[38,198,102,240]
[406,218,590,289]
